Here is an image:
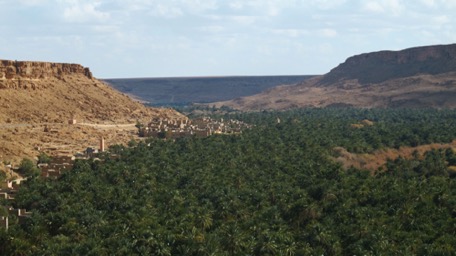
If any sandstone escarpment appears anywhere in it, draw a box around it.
[0,59,185,124]
[212,43,456,110]
[0,60,92,89]
[320,43,456,85]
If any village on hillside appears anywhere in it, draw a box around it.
[1,115,251,231]
[138,116,252,139]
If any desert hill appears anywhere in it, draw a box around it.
[0,60,181,123]
[321,43,456,85]
[213,44,456,110]
[0,60,183,164]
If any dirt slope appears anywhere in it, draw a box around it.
[0,60,184,164]
[333,140,456,172]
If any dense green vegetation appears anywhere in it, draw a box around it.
[2,108,456,255]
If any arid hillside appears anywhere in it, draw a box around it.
[214,44,456,110]
[0,60,184,163]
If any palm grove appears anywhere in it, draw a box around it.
[1,108,456,255]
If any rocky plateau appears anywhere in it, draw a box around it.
[214,43,456,110]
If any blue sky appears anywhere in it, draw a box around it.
[0,0,455,78]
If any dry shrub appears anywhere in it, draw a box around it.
[361,119,374,126]
[335,140,456,172]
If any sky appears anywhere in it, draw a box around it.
[0,0,455,78]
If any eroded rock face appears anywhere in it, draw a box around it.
[213,44,456,110]
[321,43,456,84]
[0,60,93,81]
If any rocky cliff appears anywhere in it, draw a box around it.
[0,60,92,89]
[0,59,185,123]
[320,44,456,84]
[213,44,456,110]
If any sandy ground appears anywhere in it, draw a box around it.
[0,121,140,166]
[334,140,456,172]
[78,123,136,128]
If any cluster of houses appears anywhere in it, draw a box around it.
[1,154,78,230]
[0,150,100,230]
[0,139,107,230]
[38,155,75,178]
[138,117,251,139]
[1,178,31,230]
[39,137,110,178]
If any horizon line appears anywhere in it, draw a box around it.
[101,74,319,80]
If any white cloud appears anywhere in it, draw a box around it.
[363,0,404,15]
[183,0,218,12]
[310,0,347,10]
[18,0,49,6]
[319,28,338,37]
[420,0,437,6]
[442,0,456,8]
[199,25,224,33]
[383,0,404,13]
[61,0,110,23]
[230,15,258,25]
[363,2,384,12]
[92,25,119,33]
[228,1,244,10]
[272,29,309,38]
[420,0,456,8]
[150,3,183,18]
[3,0,456,78]
[127,0,218,17]
[432,15,451,26]
[225,0,300,16]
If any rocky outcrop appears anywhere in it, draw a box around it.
[0,60,92,81]
[320,43,456,85]
[212,44,456,110]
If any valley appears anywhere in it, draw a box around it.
[2,43,456,255]
[104,75,313,106]
[3,108,456,255]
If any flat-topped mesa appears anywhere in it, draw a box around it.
[320,43,456,85]
[0,60,93,80]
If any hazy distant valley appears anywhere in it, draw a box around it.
[104,44,456,110]
[104,75,313,106]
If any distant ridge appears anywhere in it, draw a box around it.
[212,43,456,110]
[104,75,314,106]
[321,44,456,85]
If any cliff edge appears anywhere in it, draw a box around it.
[0,59,184,123]
[0,60,92,89]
